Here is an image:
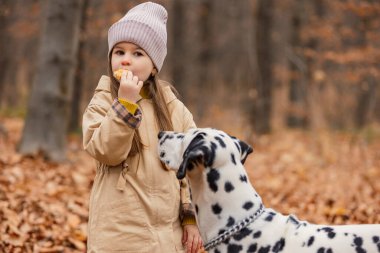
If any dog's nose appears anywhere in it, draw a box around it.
[158,131,164,139]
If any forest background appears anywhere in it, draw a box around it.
[0,0,379,252]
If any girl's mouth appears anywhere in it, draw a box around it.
[113,69,128,81]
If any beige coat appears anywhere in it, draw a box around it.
[82,76,196,253]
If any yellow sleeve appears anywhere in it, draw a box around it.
[118,98,139,115]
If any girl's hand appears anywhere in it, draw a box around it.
[182,224,203,253]
[118,70,143,103]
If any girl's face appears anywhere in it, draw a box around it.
[111,42,156,82]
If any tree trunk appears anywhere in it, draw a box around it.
[69,0,90,132]
[253,0,273,134]
[0,0,15,108]
[270,0,293,131]
[18,0,84,161]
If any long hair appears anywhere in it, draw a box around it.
[107,60,178,156]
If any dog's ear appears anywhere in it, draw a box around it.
[177,151,203,179]
[230,134,253,164]
[239,140,253,164]
[177,133,206,179]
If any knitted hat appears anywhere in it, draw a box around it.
[108,2,168,72]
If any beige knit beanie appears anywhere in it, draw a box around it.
[108,2,168,72]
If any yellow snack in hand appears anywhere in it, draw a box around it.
[113,69,127,81]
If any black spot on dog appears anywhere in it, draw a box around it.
[207,169,220,192]
[247,243,257,253]
[212,203,222,215]
[239,174,248,183]
[195,205,199,214]
[218,229,226,235]
[159,134,174,145]
[226,216,235,227]
[234,141,241,153]
[318,248,334,253]
[215,249,221,253]
[227,244,243,253]
[203,142,217,167]
[288,215,300,225]
[243,201,254,210]
[231,153,236,165]
[253,231,261,239]
[307,236,314,247]
[272,238,285,253]
[328,232,336,239]
[214,136,226,148]
[265,212,276,222]
[233,227,252,241]
[225,181,235,192]
[159,151,165,158]
[257,245,270,253]
[373,236,380,251]
[317,227,336,239]
[353,236,366,253]
[176,134,184,139]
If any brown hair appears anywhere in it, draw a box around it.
[107,60,178,156]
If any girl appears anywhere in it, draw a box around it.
[82,2,203,253]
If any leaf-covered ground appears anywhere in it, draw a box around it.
[0,118,379,252]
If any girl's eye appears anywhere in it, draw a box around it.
[114,50,124,55]
[134,51,144,56]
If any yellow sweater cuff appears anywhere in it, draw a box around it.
[182,216,197,226]
[118,98,138,115]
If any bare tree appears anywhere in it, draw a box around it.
[18,0,84,161]
[69,0,90,132]
[252,0,274,134]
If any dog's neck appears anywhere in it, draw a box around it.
[189,164,263,241]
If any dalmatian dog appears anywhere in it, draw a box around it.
[157,128,380,253]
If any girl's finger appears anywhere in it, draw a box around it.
[187,236,194,253]
[195,237,202,253]
[120,70,127,81]
[132,75,139,84]
[182,230,188,244]
[126,70,133,80]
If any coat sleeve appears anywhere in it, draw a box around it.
[82,89,141,166]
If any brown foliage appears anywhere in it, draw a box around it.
[247,129,380,224]
[0,119,94,252]
[0,118,379,251]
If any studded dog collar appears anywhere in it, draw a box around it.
[204,204,266,251]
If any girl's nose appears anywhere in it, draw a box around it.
[121,54,132,66]
[121,59,130,66]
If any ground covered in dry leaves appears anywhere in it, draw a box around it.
[0,118,379,252]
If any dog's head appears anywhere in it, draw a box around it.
[158,128,253,179]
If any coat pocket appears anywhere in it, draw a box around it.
[93,198,152,252]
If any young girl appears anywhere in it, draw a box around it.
[82,2,203,253]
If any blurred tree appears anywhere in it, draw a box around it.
[0,0,16,108]
[18,0,84,161]
[69,0,90,132]
[253,0,273,134]
[1,0,380,135]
